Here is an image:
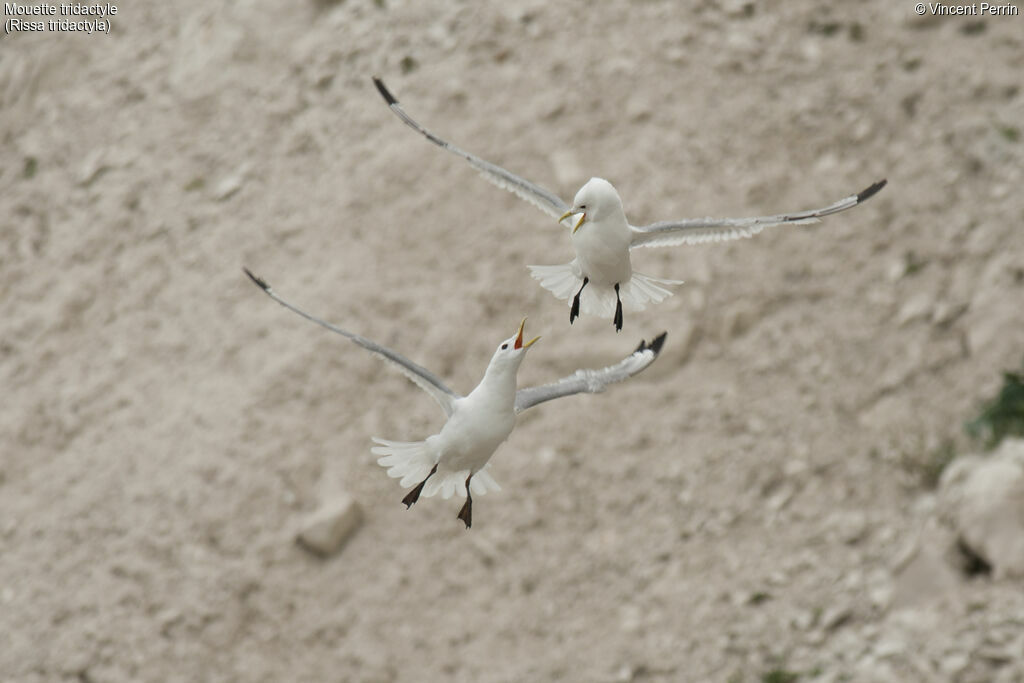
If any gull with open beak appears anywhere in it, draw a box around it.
[373,77,887,332]
[244,268,667,528]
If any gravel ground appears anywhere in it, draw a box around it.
[2,1,1023,681]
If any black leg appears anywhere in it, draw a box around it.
[456,475,473,529]
[613,283,623,332]
[402,464,438,508]
[570,277,589,324]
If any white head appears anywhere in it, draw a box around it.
[558,177,625,233]
[485,317,540,377]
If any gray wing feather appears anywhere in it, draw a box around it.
[514,332,667,414]
[244,269,460,418]
[373,77,572,224]
[629,180,886,250]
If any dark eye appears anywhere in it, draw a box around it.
[501,343,508,350]
[580,204,587,209]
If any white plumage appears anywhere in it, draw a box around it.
[244,268,666,528]
[374,77,886,331]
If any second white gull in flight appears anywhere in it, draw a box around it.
[244,268,667,528]
[373,77,887,332]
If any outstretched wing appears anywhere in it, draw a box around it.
[514,332,668,414]
[373,77,572,225]
[629,179,886,250]
[244,268,460,417]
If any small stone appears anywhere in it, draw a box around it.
[665,46,686,64]
[721,302,756,339]
[296,494,363,558]
[78,148,109,186]
[988,182,1010,200]
[157,608,182,636]
[977,645,1015,667]
[792,609,815,631]
[215,163,250,201]
[830,510,869,545]
[805,629,826,646]
[886,258,907,282]
[873,637,906,659]
[930,300,967,327]
[810,151,837,174]
[939,652,969,677]
[866,569,894,611]
[821,603,853,631]
[767,484,795,511]
[626,98,652,122]
[851,119,873,142]
[800,38,822,63]
[721,0,753,16]
[896,291,933,326]
[868,581,893,611]
[157,608,181,626]
[615,663,639,682]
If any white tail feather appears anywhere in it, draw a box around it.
[527,262,583,302]
[372,438,501,498]
[372,438,436,488]
[528,263,683,318]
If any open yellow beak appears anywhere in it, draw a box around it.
[514,317,541,350]
[558,209,587,234]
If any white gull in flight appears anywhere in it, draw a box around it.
[373,77,886,332]
[245,268,666,528]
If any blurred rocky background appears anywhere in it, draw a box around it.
[2,1,1022,681]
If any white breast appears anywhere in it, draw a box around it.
[435,392,516,473]
[571,217,633,286]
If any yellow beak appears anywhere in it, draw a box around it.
[559,208,587,234]
[514,317,541,350]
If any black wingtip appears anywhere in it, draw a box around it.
[648,331,668,355]
[635,331,668,356]
[856,179,887,203]
[372,76,398,105]
[243,267,270,291]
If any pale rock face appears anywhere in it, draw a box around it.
[940,439,1024,579]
